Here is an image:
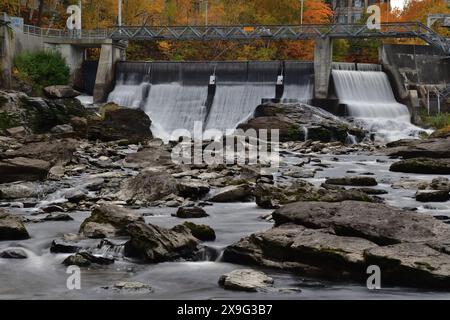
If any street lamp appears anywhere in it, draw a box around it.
[300,0,304,25]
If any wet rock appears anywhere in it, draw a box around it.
[176,180,210,199]
[430,177,450,192]
[237,103,365,143]
[87,108,152,143]
[209,184,253,202]
[416,190,450,203]
[354,188,388,195]
[50,236,84,253]
[84,178,105,191]
[124,222,199,263]
[0,248,28,259]
[390,158,450,174]
[119,171,178,204]
[0,157,51,183]
[0,209,30,240]
[224,224,378,274]
[44,85,80,99]
[42,205,65,213]
[325,176,378,187]
[65,189,87,203]
[175,207,209,219]
[48,165,65,180]
[218,269,274,292]
[386,136,450,159]
[365,243,450,288]
[50,124,74,135]
[255,180,374,209]
[62,252,114,267]
[80,204,144,238]
[4,139,77,165]
[43,213,73,222]
[0,182,46,199]
[183,222,216,241]
[391,179,429,190]
[112,281,153,292]
[272,201,450,246]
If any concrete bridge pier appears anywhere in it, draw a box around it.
[93,42,126,103]
[314,37,333,100]
[0,13,13,88]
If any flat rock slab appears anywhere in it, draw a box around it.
[272,201,450,246]
[0,157,51,183]
[325,176,378,187]
[390,158,450,174]
[219,269,274,292]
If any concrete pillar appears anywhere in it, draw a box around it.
[314,37,333,100]
[45,43,85,89]
[93,43,124,103]
[0,15,13,89]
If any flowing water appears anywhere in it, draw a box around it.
[332,70,430,142]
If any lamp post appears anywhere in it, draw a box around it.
[118,0,122,26]
[300,0,304,25]
[205,0,208,26]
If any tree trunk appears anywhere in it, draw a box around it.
[37,0,45,27]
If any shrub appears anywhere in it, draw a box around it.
[14,51,70,94]
[422,112,450,130]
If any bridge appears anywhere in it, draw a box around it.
[20,22,450,55]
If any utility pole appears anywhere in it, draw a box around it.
[118,0,122,26]
[300,0,304,25]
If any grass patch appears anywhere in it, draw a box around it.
[421,112,450,130]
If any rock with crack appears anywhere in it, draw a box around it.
[124,223,198,263]
[209,184,254,202]
[218,269,274,292]
[79,204,144,238]
[0,157,51,183]
[62,252,115,267]
[176,180,210,199]
[119,171,178,204]
[183,222,216,241]
[0,209,30,241]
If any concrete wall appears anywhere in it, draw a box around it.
[314,37,333,100]
[381,44,450,116]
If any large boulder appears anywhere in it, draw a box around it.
[0,90,86,134]
[0,209,30,241]
[223,201,450,288]
[390,158,450,174]
[119,171,178,204]
[386,136,450,159]
[237,103,365,143]
[79,204,145,238]
[209,184,254,202]
[176,180,210,199]
[87,107,152,143]
[124,223,198,262]
[0,157,51,183]
[44,86,80,99]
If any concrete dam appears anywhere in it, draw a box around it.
[107,60,421,142]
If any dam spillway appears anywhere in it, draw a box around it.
[107,61,314,139]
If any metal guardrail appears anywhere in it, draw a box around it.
[17,22,450,54]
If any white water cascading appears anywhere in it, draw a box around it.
[332,70,429,142]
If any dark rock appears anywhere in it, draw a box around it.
[0,157,51,183]
[176,180,210,199]
[325,176,378,187]
[42,205,65,214]
[79,204,145,238]
[62,252,114,267]
[124,222,198,263]
[87,107,152,143]
[416,190,450,202]
[65,189,87,203]
[0,209,30,240]
[386,136,450,159]
[0,248,28,259]
[50,238,81,253]
[183,222,216,241]
[209,184,253,202]
[43,213,73,221]
[390,158,450,174]
[175,207,209,219]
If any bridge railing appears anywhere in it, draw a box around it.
[23,24,108,39]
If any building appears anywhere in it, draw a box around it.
[327,0,391,23]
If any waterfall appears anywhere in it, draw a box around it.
[281,61,314,103]
[332,70,429,142]
[108,61,314,141]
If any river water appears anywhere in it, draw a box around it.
[1,152,450,300]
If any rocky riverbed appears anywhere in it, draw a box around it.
[1,89,450,299]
